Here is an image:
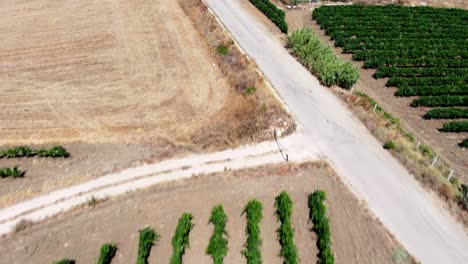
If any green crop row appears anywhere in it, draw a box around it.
[308,191,334,264]
[97,243,117,264]
[248,0,288,33]
[460,139,468,148]
[274,192,298,264]
[423,108,468,119]
[410,96,468,107]
[242,199,263,264]
[354,49,467,61]
[395,85,468,97]
[170,213,194,264]
[440,121,468,133]
[387,76,467,88]
[0,167,25,178]
[364,58,468,69]
[338,38,467,51]
[0,146,70,159]
[373,67,468,79]
[137,227,159,264]
[206,205,229,264]
[287,28,359,89]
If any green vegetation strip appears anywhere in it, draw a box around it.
[242,199,263,264]
[424,108,468,119]
[0,146,70,159]
[0,167,24,178]
[274,192,298,264]
[248,0,288,33]
[97,243,117,264]
[395,85,468,97]
[137,227,159,264]
[206,205,229,264]
[460,139,468,148]
[410,96,468,107]
[170,213,194,264]
[308,191,334,264]
[288,28,359,89]
[440,121,468,133]
[53,259,75,264]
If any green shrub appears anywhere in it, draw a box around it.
[459,139,468,148]
[206,205,229,264]
[97,243,117,264]
[423,108,468,119]
[0,146,70,159]
[248,0,288,33]
[54,259,75,264]
[439,121,468,133]
[308,191,334,264]
[383,141,395,150]
[216,44,229,56]
[242,199,263,264]
[244,86,257,96]
[170,213,194,264]
[137,227,159,264]
[274,192,298,264]
[0,167,25,178]
[288,28,359,89]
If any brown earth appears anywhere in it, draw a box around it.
[0,163,413,264]
[0,0,292,206]
[282,5,468,179]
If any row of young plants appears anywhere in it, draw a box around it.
[373,67,468,79]
[364,58,468,69]
[206,205,229,264]
[394,85,468,97]
[0,146,70,159]
[248,0,288,33]
[170,213,194,264]
[423,108,468,119]
[137,227,159,264]
[0,167,24,178]
[440,121,468,133]
[337,37,468,50]
[274,192,298,264]
[308,190,334,264]
[387,76,467,87]
[287,28,359,89]
[460,139,468,148]
[242,199,263,264]
[54,243,117,264]
[353,49,467,61]
[410,96,468,107]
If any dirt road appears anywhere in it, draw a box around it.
[203,0,468,263]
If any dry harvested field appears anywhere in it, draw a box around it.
[0,163,412,264]
[0,0,291,205]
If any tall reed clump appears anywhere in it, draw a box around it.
[97,243,117,264]
[308,190,334,264]
[287,28,359,89]
[136,227,159,264]
[242,199,263,264]
[274,192,298,264]
[170,213,194,264]
[206,205,229,264]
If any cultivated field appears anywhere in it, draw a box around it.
[0,0,291,205]
[0,163,412,264]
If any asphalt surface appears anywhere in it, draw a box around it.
[203,0,468,263]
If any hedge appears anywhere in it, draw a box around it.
[137,227,159,264]
[288,28,359,89]
[242,199,263,264]
[248,0,288,33]
[308,191,334,264]
[206,205,229,264]
[410,96,468,107]
[274,192,298,264]
[423,108,468,119]
[0,146,70,159]
[170,213,194,264]
[97,243,117,264]
[0,167,25,178]
[439,121,468,133]
[395,85,468,97]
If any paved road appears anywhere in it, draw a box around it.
[204,0,468,263]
